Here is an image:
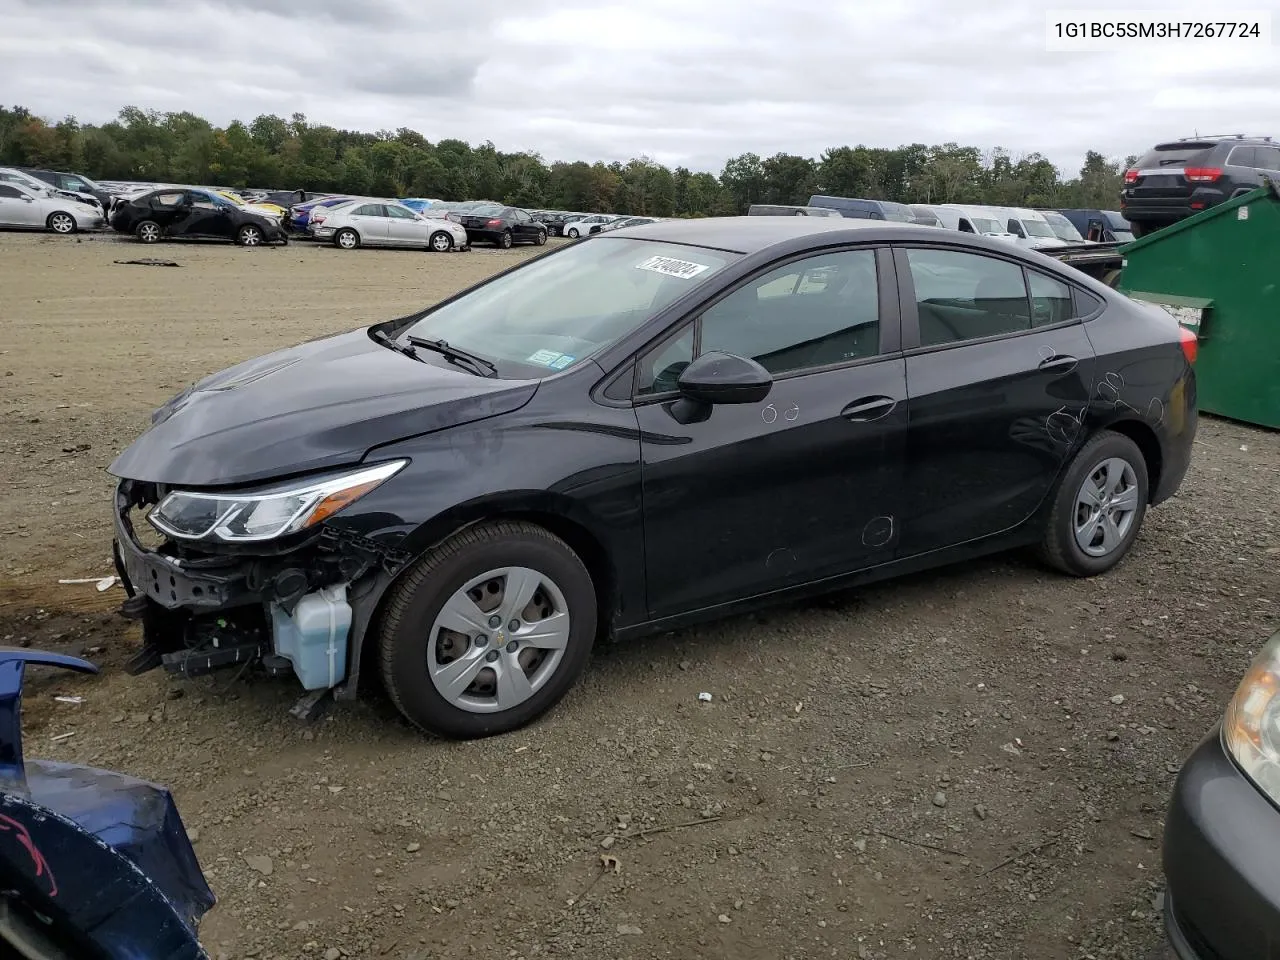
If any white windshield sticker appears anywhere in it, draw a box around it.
[526,349,576,370]
[635,255,710,279]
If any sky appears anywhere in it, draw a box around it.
[1,0,1277,178]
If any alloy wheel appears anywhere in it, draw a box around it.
[1074,457,1140,557]
[239,226,262,246]
[431,232,452,252]
[49,213,75,234]
[427,566,570,714]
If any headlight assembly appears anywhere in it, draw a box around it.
[147,460,406,543]
[1224,628,1280,803]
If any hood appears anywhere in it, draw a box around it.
[108,328,538,487]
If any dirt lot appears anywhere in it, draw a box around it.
[1,229,1277,960]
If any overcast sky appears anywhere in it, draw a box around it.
[2,0,1276,177]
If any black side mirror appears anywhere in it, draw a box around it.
[668,351,772,424]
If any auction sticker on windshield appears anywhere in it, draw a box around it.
[526,349,577,369]
[635,255,711,279]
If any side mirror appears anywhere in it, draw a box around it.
[668,351,772,424]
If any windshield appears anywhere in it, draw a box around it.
[971,217,1003,234]
[401,237,738,377]
[1021,218,1057,239]
[1041,212,1083,241]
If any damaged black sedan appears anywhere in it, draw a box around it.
[109,217,1197,739]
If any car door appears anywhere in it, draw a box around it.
[383,203,428,246]
[892,244,1099,557]
[633,246,908,619]
[509,208,535,240]
[347,203,390,244]
[182,193,233,238]
[0,184,42,226]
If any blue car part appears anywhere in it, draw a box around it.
[0,647,215,959]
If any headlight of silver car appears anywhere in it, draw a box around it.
[1224,628,1280,802]
[148,460,407,543]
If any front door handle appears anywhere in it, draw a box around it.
[841,395,898,422]
[1038,354,1079,373]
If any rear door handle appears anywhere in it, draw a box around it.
[1038,354,1079,373]
[841,395,898,422]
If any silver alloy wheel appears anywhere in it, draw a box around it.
[49,213,75,234]
[427,566,571,714]
[566,227,579,238]
[137,222,160,243]
[239,226,262,246]
[336,230,358,249]
[1074,456,1140,557]
[430,231,452,251]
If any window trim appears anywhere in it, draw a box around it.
[618,244,901,406]
[893,243,1090,354]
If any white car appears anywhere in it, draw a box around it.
[562,214,617,238]
[309,199,469,251]
[0,180,104,233]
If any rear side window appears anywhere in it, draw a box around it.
[154,192,185,206]
[1028,271,1074,326]
[905,248,1031,346]
[353,204,384,216]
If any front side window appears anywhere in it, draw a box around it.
[385,204,416,219]
[401,238,737,378]
[905,248,1031,346]
[1006,219,1026,237]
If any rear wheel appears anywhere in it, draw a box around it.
[429,231,452,252]
[236,224,263,246]
[1038,430,1149,576]
[1130,222,1151,239]
[534,229,547,245]
[378,521,598,739]
[334,228,359,250]
[497,230,513,249]
[135,220,161,243]
[47,212,76,234]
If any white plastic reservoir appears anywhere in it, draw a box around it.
[270,584,352,690]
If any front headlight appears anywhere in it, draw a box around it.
[1224,628,1280,802]
[148,460,406,543]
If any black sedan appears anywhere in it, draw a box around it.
[451,202,547,247]
[106,217,1197,739]
[109,188,288,246]
[1163,625,1280,960]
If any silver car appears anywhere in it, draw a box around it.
[309,199,470,251]
[0,180,104,233]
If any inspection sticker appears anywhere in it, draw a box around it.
[526,349,576,369]
[635,255,711,279]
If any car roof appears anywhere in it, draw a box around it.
[602,215,956,254]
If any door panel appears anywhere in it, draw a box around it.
[348,204,390,243]
[385,205,428,246]
[636,246,907,619]
[894,245,1098,556]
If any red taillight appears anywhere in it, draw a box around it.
[1124,169,1139,184]
[1184,167,1222,183]
[311,214,325,224]
[486,218,503,227]
[1178,326,1199,365]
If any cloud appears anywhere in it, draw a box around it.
[2,0,1277,178]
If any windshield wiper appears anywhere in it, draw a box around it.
[406,336,498,377]
[373,328,423,361]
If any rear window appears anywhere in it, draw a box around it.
[1138,144,1213,168]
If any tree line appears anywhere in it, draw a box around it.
[0,105,1134,216]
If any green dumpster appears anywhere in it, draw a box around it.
[1117,180,1280,429]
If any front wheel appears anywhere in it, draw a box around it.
[497,230,513,249]
[236,224,263,246]
[429,231,453,252]
[566,227,580,239]
[378,521,598,739]
[1037,430,1149,576]
[47,212,76,234]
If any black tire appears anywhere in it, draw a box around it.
[46,212,76,234]
[566,227,580,239]
[334,228,359,250]
[379,521,598,739]
[236,224,263,246]
[135,220,162,243]
[497,230,513,249]
[534,229,546,246]
[1037,430,1149,577]
[1130,222,1151,239]
[429,231,452,252]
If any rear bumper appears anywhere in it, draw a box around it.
[1121,187,1228,224]
[1162,724,1280,960]
[464,228,505,243]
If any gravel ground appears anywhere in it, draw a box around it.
[0,230,1277,959]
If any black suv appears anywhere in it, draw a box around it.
[1121,135,1280,237]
